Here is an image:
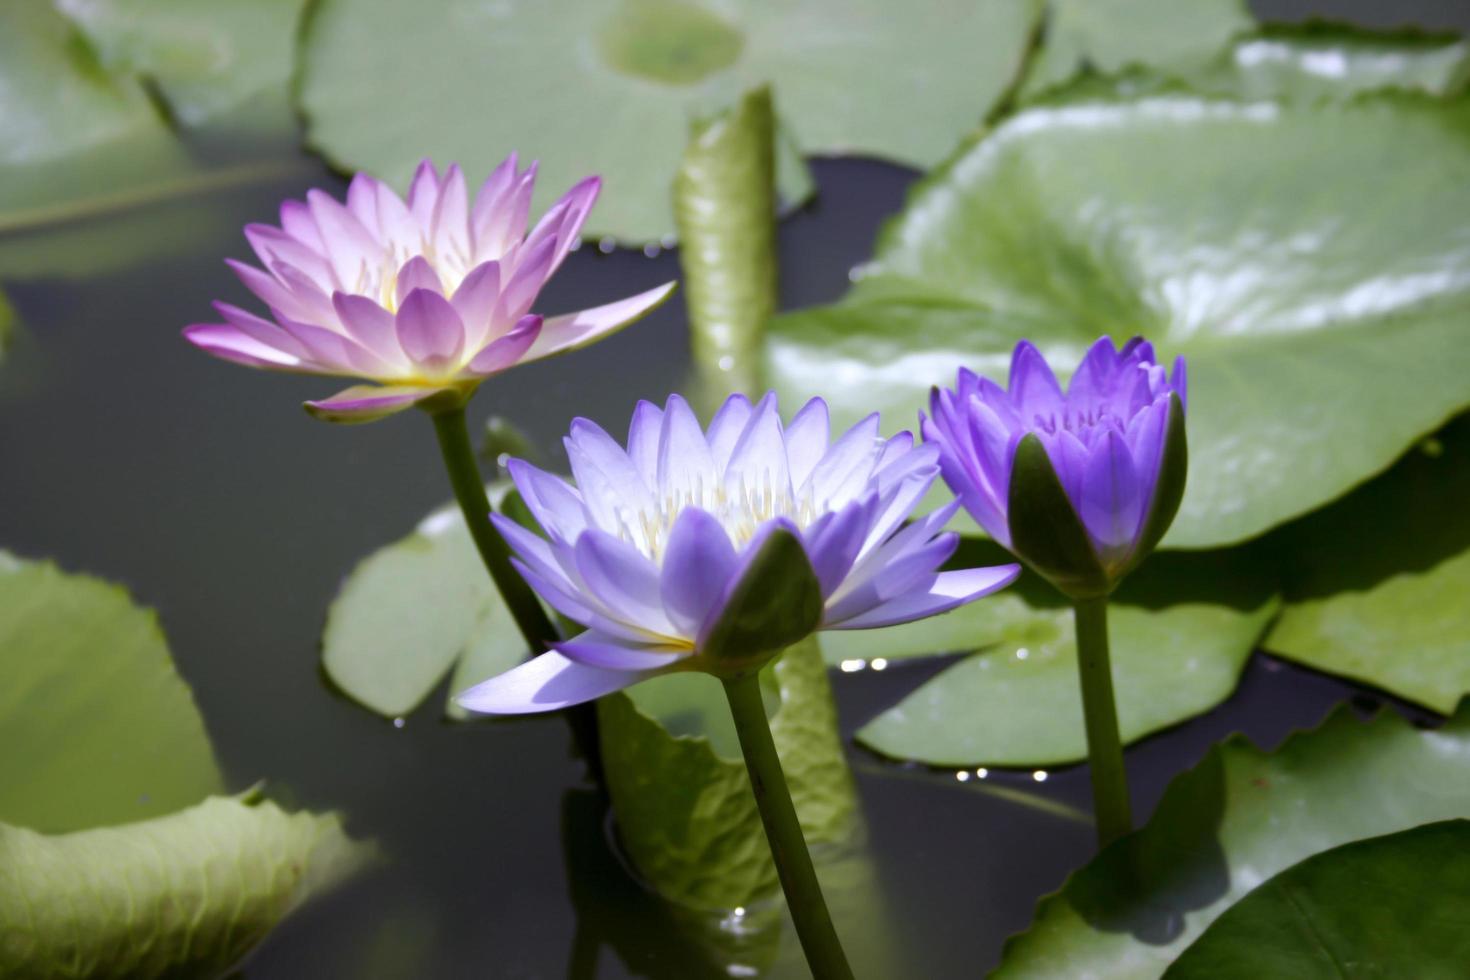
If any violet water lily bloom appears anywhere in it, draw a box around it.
[924,337,1188,598]
[458,393,1020,714]
[184,156,675,422]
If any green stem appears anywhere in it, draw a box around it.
[429,406,559,653]
[1073,596,1133,847]
[722,672,854,980]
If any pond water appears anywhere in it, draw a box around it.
[2,1,1466,973]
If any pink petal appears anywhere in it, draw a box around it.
[467,314,540,374]
[432,163,471,262]
[493,235,556,325]
[183,324,315,373]
[450,260,501,350]
[332,292,403,363]
[395,288,465,373]
[395,255,444,307]
[524,281,677,362]
[304,383,450,424]
[407,159,441,230]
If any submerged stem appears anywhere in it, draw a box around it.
[429,406,559,654]
[722,671,854,980]
[1073,596,1133,847]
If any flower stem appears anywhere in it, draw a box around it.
[429,406,559,653]
[1073,596,1133,847]
[722,671,854,980]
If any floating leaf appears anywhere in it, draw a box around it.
[1263,417,1470,713]
[322,486,528,720]
[994,701,1470,978]
[54,0,306,129]
[297,0,1044,243]
[767,79,1470,547]
[842,546,1278,767]
[1165,820,1470,978]
[0,791,374,980]
[0,553,223,833]
[1021,0,1252,99]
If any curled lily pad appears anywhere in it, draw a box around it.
[835,546,1278,767]
[767,73,1470,547]
[322,485,529,720]
[1165,821,1470,978]
[297,0,1044,243]
[1264,416,1470,713]
[0,553,222,833]
[0,792,374,980]
[994,701,1470,978]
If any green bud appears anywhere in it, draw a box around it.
[699,527,823,676]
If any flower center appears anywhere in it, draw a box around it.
[613,471,820,562]
[351,236,477,313]
[1030,405,1124,437]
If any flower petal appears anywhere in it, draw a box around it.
[1009,340,1064,417]
[1078,429,1144,557]
[456,649,664,715]
[494,235,556,324]
[556,630,688,671]
[451,260,501,350]
[331,292,402,363]
[303,383,449,423]
[657,394,719,505]
[468,315,541,374]
[626,400,664,489]
[808,412,881,505]
[183,323,315,372]
[522,281,677,362]
[505,459,589,542]
[395,255,445,306]
[574,529,676,638]
[395,288,465,373]
[724,393,791,502]
[659,509,739,636]
[706,393,754,471]
[827,565,1020,630]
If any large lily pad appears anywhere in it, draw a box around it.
[767,76,1470,548]
[322,486,528,720]
[1263,417,1470,713]
[841,546,1278,767]
[1165,820,1470,978]
[54,0,305,129]
[1021,0,1252,100]
[0,791,373,980]
[297,0,1043,243]
[0,553,223,833]
[994,701,1470,978]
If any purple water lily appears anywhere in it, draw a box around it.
[184,156,674,422]
[458,393,1020,714]
[924,337,1188,596]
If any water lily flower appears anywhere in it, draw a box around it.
[184,156,675,423]
[458,393,1020,714]
[923,337,1188,599]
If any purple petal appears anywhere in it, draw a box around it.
[303,383,448,423]
[657,394,719,503]
[825,531,960,625]
[1172,356,1188,411]
[555,631,689,670]
[804,495,875,597]
[705,393,754,470]
[785,397,831,489]
[1067,336,1121,404]
[395,289,465,373]
[659,509,739,635]
[574,530,675,639]
[809,412,882,506]
[565,419,656,530]
[505,555,597,626]
[395,256,445,306]
[723,393,790,500]
[504,459,589,542]
[456,649,661,715]
[468,315,541,374]
[523,281,676,362]
[626,400,664,488]
[826,565,1021,630]
[1078,429,1144,557]
[1009,341,1064,417]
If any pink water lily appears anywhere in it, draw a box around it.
[184,156,676,422]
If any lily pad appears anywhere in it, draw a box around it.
[0,553,223,833]
[1263,417,1470,713]
[54,0,306,129]
[767,78,1470,548]
[1165,820,1470,978]
[322,486,529,720]
[1021,0,1252,100]
[0,791,374,980]
[297,0,1044,243]
[843,546,1278,767]
[994,700,1470,978]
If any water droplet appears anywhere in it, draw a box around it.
[660,234,678,249]
[976,767,989,779]
[955,770,970,782]
[1032,770,1048,782]
[839,658,866,673]
[642,243,661,258]
[495,452,511,468]
[1015,647,1029,660]
[870,657,888,671]
[733,906,746,917]
[717,355,736,371]
[569,235,583,252]
[393,717,406,729]
[597,237,616,254]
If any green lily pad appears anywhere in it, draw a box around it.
[54,0,305,129]
[0,553,223,833]
[297,0,1044,243]
[0,790,374,980]
[1165,820,1470,978]
[767,77,1470,548]
[1021,0,1252,100]
[322,485,529,720]
[994,700,1470,978]
[841,546,1278,768]
[1263,417,1470,713]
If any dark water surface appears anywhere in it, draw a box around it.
[2,3,1466,974]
